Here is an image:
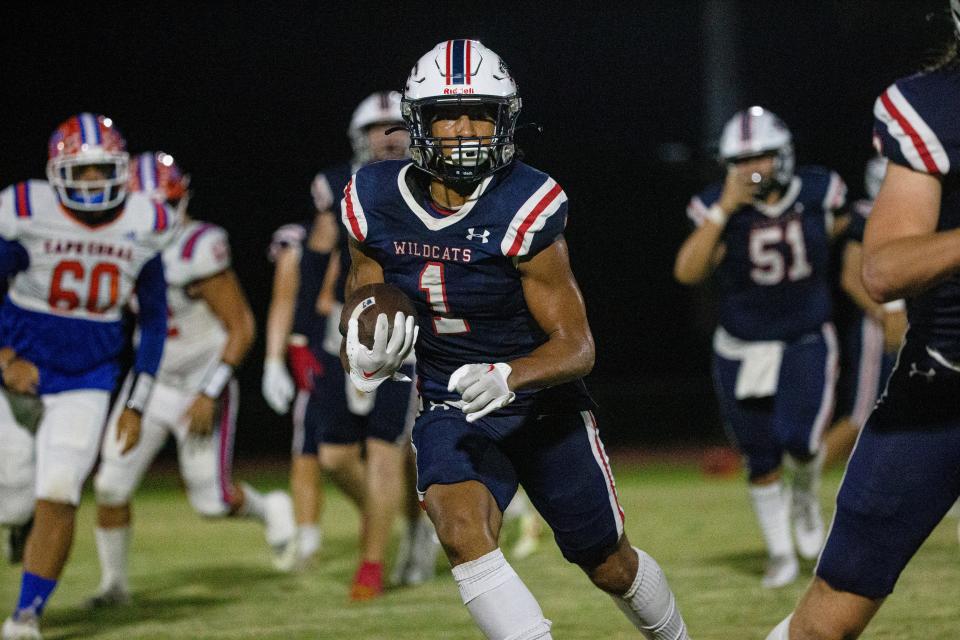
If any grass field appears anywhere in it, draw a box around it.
[2,457,959,639]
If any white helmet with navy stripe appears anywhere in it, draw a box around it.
[348,91,406,165]
[718,106,795,189]
[402,39,521,185]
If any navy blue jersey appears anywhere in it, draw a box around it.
[342,159,593,415]
[687,166,846,341]
[874,69,960,361]
[269,164,353,356]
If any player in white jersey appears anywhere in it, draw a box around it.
[86,152,297,608]
[0,114,172,640]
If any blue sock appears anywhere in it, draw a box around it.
[14,572,57,618]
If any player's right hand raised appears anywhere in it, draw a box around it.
[718,164,761,214]
[2,357,39,395]
[346,311,417,393]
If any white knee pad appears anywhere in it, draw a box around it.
[0,413,36,525]
[93,464,137,507]
[0,485,34,526]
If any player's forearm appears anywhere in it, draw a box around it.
[265,297,295,360]
[220,306,256,367]
[841,245,883,318]
[674,224,724,285]
[862,228,960,302]
[506,332,595,391]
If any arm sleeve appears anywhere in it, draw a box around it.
[0,185,23,241]
[340,173,369,243]
[873,78,955,175]
[0,238,28,278]
[187,226,231,280]
[132,254,168,376]
[500,177,569,257]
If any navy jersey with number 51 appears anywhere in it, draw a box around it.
[341,159,593,415]
[687,166,846,341]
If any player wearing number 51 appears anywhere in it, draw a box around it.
[0,114,174,640]
[341,39,689,639]
[674,107,847,589]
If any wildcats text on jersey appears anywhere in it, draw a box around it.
[392,241,473,263]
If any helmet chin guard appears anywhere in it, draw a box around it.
[403,39,521,186]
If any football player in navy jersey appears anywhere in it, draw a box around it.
[767,6,960,638]
[675,107,846,588]
[822,155,906,469]
[340,40,689,640]
[263,92,443,597]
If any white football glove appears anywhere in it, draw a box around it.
[347,311,418,393]
[447,362,516,423]
[262,357,295,414]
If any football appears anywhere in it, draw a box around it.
[339,282,417,349]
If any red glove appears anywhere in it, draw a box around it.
[287,343,323,391]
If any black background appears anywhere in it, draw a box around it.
[0,1,950,453]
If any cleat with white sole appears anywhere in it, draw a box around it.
[2,614,41,640]
[792,489,825,561]
[264,491,296,572]
[762,554,799,589]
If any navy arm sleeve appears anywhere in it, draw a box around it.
[133,254,167,375]
[0,238,29,278]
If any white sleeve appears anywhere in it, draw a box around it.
[186,225,232,280]
[0,185,22,240]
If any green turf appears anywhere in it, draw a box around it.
[2,462,958,639]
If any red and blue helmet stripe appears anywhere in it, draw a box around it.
[445,39,472,85]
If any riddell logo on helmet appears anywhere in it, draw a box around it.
[443,87,475,94]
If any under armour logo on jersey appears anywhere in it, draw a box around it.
[466,228,490,243]
[429,401,450,411]
[908,362,936,381]
[124,231,137,241]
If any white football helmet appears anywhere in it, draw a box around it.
[46,112,129,213]
[348,91,406,165]
[864,155,888,200]
[718,106,795,191]
[402,39,521,184]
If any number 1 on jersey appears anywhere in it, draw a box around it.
[419,262,469,334]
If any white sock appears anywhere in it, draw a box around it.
[765,614,792,639]
[95,526,131,592]
[613,547,689,640]
[790,450,823,495]
[297,524,322,559]
[451,548,552,640]
[237,483,266,521]
[750,482,794,558]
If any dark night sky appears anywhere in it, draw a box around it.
[0,1,951,451]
